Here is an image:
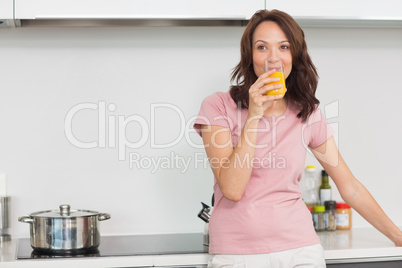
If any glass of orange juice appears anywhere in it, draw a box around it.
[264,58,286,99]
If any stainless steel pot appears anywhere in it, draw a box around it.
[18,204,111,254]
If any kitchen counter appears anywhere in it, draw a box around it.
[1,227,402,267]
[318,228,402,265]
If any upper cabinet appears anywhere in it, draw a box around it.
[267,0,402,17]
[14,0,265,20]
[5,0,402,28]
[0,0,14,27]
[0,0,13,19]
[267,0,402,27]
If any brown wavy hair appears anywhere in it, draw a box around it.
[230,9,319,122]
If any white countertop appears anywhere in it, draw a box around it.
[319,227,402,264]
[1,227,402,267]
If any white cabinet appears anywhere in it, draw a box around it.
[266,0,402,27]
[267,0,402,19]
[0,0,14,27]
[15,0,265,20]
[0,0,13,20]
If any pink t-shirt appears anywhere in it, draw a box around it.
[194,91,334,254]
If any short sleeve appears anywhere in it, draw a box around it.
[305,108,335,149]
[193,93,233,137]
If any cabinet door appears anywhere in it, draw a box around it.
[266,0,402,18]
[15,0,264,20]
[0,0,13,19]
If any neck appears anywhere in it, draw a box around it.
[263,98,288,117]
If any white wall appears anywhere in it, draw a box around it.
[0,25,401,238]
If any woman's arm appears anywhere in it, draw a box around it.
[200,116,260,202]
[200,70,284,202]
[311,137,402,246]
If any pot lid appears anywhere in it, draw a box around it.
[30,204,100,218]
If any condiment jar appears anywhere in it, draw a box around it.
[324,200,337,231]
[313,205,327,232]
[335,202,352,230]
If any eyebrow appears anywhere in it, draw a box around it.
[254,40,290,45]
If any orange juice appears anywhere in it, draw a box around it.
[266,71,286,97]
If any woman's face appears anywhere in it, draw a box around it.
[252,21,292,79]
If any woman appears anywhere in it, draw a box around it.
[193,9,402,267]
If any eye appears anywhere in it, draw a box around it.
[257,45,266,50]
[280,45,290,50]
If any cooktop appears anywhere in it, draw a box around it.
[17,233,208,259]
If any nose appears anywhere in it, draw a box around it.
[266,56,281,64]
[265,56,283,72]
[267,48,280,62]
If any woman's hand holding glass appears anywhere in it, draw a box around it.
[264,58,287,97]
[248,69,285,119]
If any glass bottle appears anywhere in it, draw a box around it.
[302,165,319,207]
[324,200,337,231]
[319,170,332,206]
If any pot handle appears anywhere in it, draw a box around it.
[98,213,111,221]
[18,216,34,224]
